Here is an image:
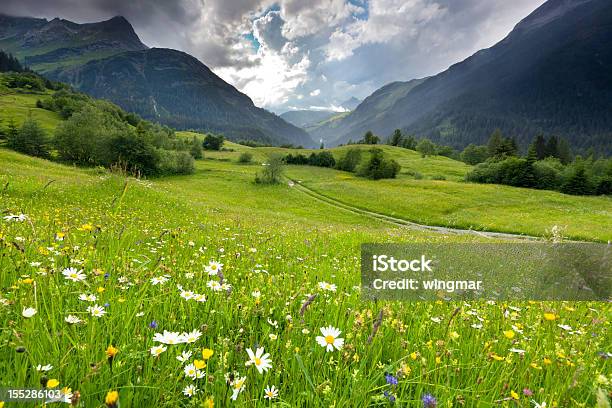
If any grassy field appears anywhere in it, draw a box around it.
[0,90,62,133]
[0,148,610,407]
[185,142,611,242]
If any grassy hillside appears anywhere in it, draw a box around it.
[0,89,62,132]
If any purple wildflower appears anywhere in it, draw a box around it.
[422,393,437,408]
[149,320,158,329]
[385,373,398,385]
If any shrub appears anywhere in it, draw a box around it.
[7,115,50,158]
[357,148,401,180]
[335,148,362,172]
[255,155,284,184]
[460,144,489,165]
[284,153,309,165]
[238,152,253,164]
[108,133,160,176]
[189,137,203,159]
[416,138,436,157]
[202,134,224,151]
[157,150,195,175]
[308,151,335,168]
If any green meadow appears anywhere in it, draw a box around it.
[1,144,610,407]
[0,91,610,406]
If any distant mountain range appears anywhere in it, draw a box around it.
[0,14,313,146]
[315,0,612,154]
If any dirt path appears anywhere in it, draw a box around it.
[287,178,541,241]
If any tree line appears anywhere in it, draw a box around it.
[0,70,197,176]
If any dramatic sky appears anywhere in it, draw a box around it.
[1,0,546,113]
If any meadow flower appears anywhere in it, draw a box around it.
[46,379,60,388]
[151,275,170,285]
[193,293,207,302]
[385,373,398,385]
[207,280,222,291]
[184,363,201,379]
[264,385,278,400]
[63,268,86,282]
[153,331,182,344]
[531,401,547,408]
[150,345,167,356]
[149,320,158,329]
[79,294,97,302]
[104,390,119,408]
[201,348,214,360]
[65,315,83,324]
[183,384,198,397]
[106,345,118,359]
[178,285,195,300]
[503,330,515,339]
[22,307,37,318]
[177,350,193,363]
[422,393,437,407]
[3,213,27,222]
[318,281,337,292]
[37,364,53,372]
[205,261,223,276]
[87,305,106,317]
[316,326,344,352]
[183,329,202,343]
[245,347,272,374]
[230,376,246,401]
[194,359,206,369]
[543,312,557,321]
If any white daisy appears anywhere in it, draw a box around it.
[153,330,183,345]
[65,315,83,324]
[22,307,37,318]
[184,363,200,379]
[78,293,97,302]
[318,281,337,292]
[207,280,222,292]
[87,305,106,317]
[151,275,170,285]
[3,213,27,222]
[62,267,86,282]
[36,364,53,372]
[205,261,223,276]
[316,326,344,352]
[183,384,198,397]
[230,376,246,401]
[182,329,202,344]
[150,345,167,357]
[176,350,193,363]
[264,385,279,400]
[245,347,272,374]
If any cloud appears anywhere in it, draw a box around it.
[326,0,447,62]
[0,0,546,112]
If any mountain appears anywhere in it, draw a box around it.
[280,110,339,129]
[0,14,313,146]
[310,79,425,144]
[316,0,612,154]
[339,97,361,111]
[0,14,147,72]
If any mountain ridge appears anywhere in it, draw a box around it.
[0,13,313,146]
[315,0,612,154]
